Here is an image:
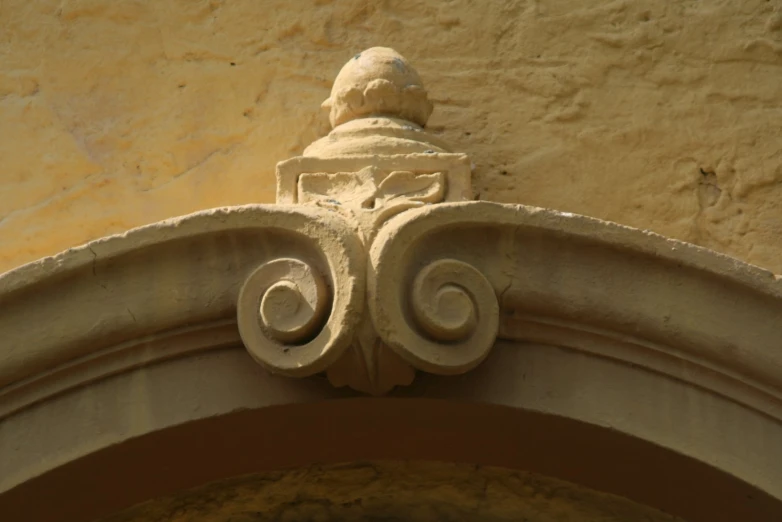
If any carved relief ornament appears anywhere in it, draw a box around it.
[3,47,782,518]
[236,47,497,394]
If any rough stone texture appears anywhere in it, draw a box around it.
[98,461,682,522]
[1,0,781,274]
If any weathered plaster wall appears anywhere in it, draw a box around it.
[1,0,781,274]
[99,462,681,522]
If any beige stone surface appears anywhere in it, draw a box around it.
[98,462,681,522]
[1,0,782,273]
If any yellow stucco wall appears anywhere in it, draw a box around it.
[1,0,781,274]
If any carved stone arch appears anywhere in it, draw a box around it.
[1,46,782,522]
[0,371,780,522]
[1,199,781,521]
[370,201,782,420]
[0,204,365,419]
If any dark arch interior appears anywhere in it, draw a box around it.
[1,398,778,522]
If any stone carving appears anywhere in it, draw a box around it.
[237,48,496,394]
[374,256,500,375]
[322,47,433,129]
[230,206,366,379]
[237,257,332,374]
[4,40,782,522]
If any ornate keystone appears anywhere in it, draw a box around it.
[237,48,498,394]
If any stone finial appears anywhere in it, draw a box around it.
[268,48,476,394]
[321,47,434,128]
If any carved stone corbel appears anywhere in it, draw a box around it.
[237,47,497,394]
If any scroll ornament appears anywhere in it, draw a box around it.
[236,47,499,394]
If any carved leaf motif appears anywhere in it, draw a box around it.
[375,171,445,207]
[297,169,377,208]
[298,168,445,211]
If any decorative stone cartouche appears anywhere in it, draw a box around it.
[237,48,497,394]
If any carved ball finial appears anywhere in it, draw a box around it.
[322,47,434,128]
